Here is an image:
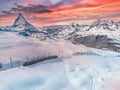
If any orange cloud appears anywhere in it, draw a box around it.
[0,0,120,27]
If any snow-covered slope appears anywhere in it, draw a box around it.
[0,24,120,90]
[0,32,88,64]
[0,50,120,90]
[37,20,120,52]
[0,31,119,63]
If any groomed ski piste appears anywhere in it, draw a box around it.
[0,32,120,90]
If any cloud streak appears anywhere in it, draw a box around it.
[0,0,120,26]
[2,3,53,14]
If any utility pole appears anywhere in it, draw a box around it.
[33,56,35,60]
[10,57,13,68]
[18,61,20,68]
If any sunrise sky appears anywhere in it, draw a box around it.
[0,0,120,27]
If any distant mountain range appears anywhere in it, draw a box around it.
[34,19,120,39]
[1,13,120,38]
[1,13,120,52]
[35,19,120,52]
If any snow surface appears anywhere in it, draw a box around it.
[0,32,119,64]
[0,54,120,90]
[0,32,120,90]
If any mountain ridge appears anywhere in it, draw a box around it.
[0,13,38,34]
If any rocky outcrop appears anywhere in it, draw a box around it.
[69,35,120,52]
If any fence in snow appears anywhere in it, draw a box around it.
[0,55,60,71]
[0,50,118,71]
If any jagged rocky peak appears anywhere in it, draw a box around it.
[93,19,116,26]
[12,13,38,33]
[13,13,26,26]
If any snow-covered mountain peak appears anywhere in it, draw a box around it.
[11,13,39,33]
[13,13,26,26]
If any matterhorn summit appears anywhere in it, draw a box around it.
[13,13,26,26]
[12,13,38,32]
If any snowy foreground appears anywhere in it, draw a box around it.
[0,55,120,90]
[0,32,120,90]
